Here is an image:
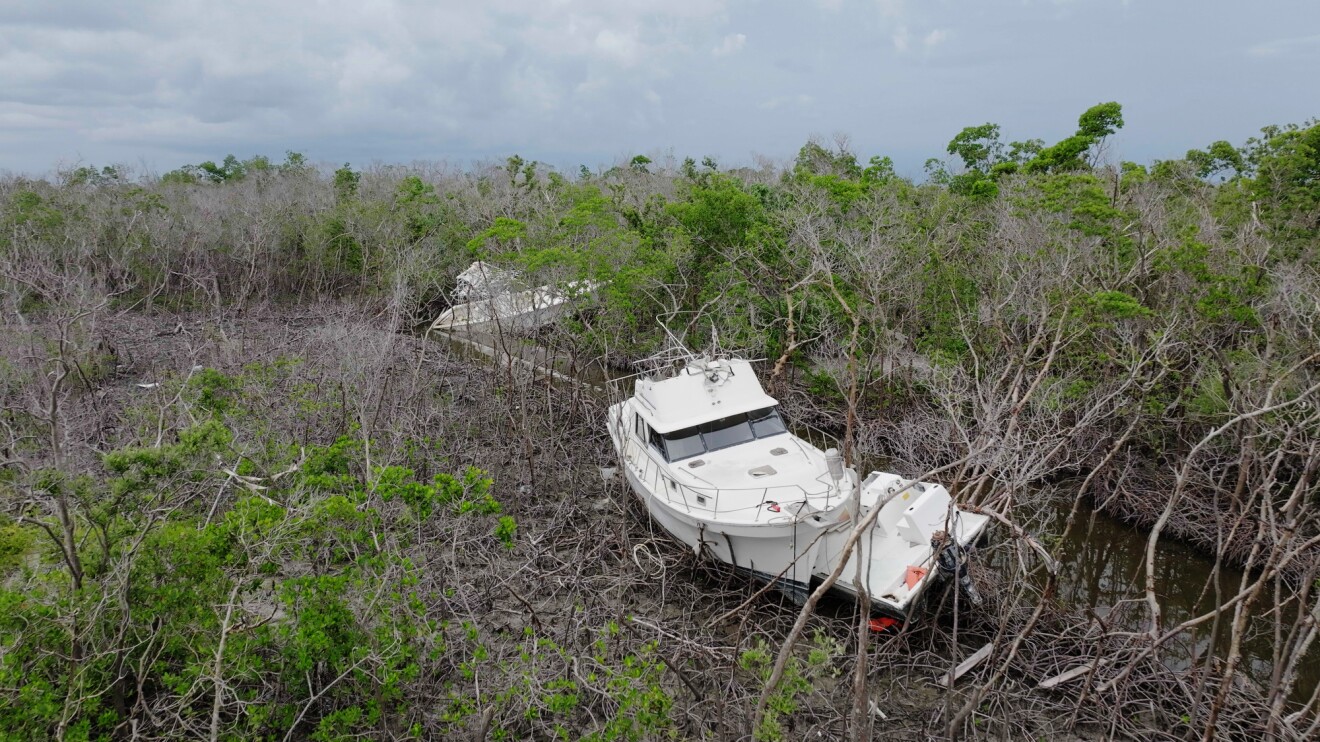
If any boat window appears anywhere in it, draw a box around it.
[652,406,788,462]
[659,426,705,461]
[749,407,787,438]
[646,425,663,455]
[700,413,755,451]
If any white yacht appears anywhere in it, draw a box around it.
[607,355,990,618]
[431,261,595,333]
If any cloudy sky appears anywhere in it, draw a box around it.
[2,0,1317,177]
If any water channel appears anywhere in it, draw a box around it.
[1039,495,1317,703]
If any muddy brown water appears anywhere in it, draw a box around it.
[425,325,1318,706]
[1038,496,1318,703]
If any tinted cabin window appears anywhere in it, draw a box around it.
[653,406,787,462]
[661,426,705,461]
[750,407,787,437]
[700,413,755,451]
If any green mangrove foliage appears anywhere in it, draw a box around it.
[2,102,1319,738]
[0,361,521,739]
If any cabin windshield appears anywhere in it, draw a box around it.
[650,407,787,462]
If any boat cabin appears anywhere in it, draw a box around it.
[640,407,788,462]
[629,359,789,462]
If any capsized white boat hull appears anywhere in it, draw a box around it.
[430,261,600,333]
[431,285,572,333]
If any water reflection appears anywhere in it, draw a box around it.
[1023,495,1317,703]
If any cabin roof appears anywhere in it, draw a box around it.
[633,358,778,433]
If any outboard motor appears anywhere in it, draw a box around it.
[932,530,983,607]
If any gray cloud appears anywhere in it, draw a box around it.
[1,0,1317,177]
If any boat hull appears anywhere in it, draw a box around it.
[622,466,829,591]
[430,290,570,333]
[619,458,992,619]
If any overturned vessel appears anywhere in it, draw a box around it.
[431,261,596,333]
[607,355,989,618]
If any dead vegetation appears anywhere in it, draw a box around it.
[3,138,1319,738]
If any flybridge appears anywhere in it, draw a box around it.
[633,358,779,433]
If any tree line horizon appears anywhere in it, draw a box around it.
[41,102,1316,193]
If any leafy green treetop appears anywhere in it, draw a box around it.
[333,163,360,202]
[1024,101,1124,173]
[941,122,1041,196]
[792,139,862,180]
[1185,140,1246,179]
[161,152,308,185]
